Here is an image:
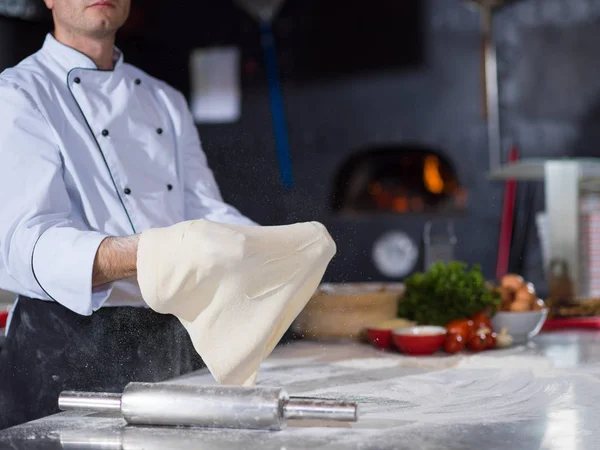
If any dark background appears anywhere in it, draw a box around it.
[2,0,600,296]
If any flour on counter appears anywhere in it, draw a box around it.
[332,358,401,370]
[7,338,600,450]
[456,353,556,375]
[260,355,318,369]
[257,364,358,386]
[332,354,465,371]
[258,354,462,386]
[294,367,573,426]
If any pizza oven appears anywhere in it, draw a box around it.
[322,144,467,283]
[330,144,467,215]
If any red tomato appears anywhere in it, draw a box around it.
[468,333,488,352]
[443,333,464,354]
[446,319,475,341]
[485,332,497,350]
[471,311,492,333]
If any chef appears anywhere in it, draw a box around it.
[0,0,257,430]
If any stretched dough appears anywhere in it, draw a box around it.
[136,220,336,385]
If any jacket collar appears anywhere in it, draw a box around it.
[41,33,124,73]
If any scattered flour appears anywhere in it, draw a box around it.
[330,355,462,371]
[5,341,600,450]
[260,356,319,369]
[295,367,573,425]
[456,353,556,375]
[332,358,401,370]
[257,364,358,386]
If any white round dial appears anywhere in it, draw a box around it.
[372,231,419,278]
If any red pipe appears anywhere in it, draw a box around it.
[496,146,519,280]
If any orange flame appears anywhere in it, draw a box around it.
[423,156,444,194]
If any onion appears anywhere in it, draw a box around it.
[501,273,525,292]
[510,298,531,312]
[515,282,536,307]
[499,286,515,311]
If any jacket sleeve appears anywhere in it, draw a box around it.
[175,92,259,226]
[0,81,112,315]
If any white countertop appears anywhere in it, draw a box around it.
[2,331,600,449]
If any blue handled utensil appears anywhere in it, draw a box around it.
[235,0,294,188]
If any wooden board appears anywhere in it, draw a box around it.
[292,282,404,341]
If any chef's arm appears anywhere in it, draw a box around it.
[92,235,139,287]
[177,92,259,226]
[0,83,112,315]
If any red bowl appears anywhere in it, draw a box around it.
[366,328,394,350]
[392,326,447,355]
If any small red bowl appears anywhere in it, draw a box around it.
[366,328,394,350]
[392,326,447,355]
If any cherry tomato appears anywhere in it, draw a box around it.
[485,332,497,350]
[468,333,488,352]
[471,311,492,333]
[446,319,475,341]
[444,333,464,354]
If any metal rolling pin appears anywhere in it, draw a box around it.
[59,382,358,431]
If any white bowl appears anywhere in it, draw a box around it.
[491,309,548,345]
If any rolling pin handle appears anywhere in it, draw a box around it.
[58,391,122,414]
[283,398,358,422]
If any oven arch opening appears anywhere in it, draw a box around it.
[330,144,467,215]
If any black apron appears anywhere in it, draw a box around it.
[0,296,205,430]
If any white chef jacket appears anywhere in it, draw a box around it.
[0,34,256,316]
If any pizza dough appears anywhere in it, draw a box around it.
[136,219,336,385]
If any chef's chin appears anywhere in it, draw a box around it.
[83,8,129,37]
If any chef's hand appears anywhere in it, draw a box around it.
[92,235,139,287]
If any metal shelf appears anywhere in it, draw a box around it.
[488,158,600,181]
[488,157,600,298]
